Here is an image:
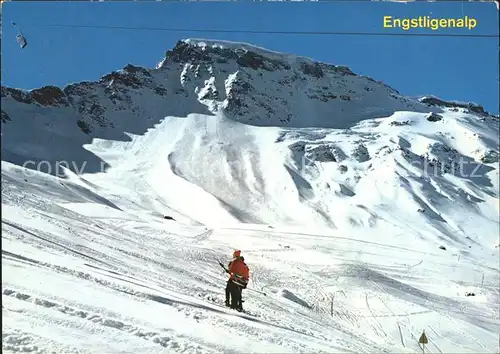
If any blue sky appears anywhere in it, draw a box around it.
[1,1,498,114]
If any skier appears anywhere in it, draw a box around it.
[225,250,249,311]
[237,256,248,308]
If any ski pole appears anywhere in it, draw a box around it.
[217,260,229,273]
[246,288,267,296]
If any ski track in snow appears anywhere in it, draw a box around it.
[2,154,499,353]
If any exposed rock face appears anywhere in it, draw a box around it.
[1,40,496,142]
[30,86,70,107]
[427,112,443,122]
[3,38,468,136]
[1,110,11,123]
[419,96,489,116]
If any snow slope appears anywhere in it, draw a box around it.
[2,38,499,353]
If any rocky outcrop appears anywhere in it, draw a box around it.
[419,96,489,116]
[1,38,489,136]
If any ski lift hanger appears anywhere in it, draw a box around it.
[12,21,28,49]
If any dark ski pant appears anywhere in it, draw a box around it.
[225,280,243,310]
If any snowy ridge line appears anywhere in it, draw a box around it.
[181,38,329,68]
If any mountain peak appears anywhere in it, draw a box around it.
[160,38,300,72]
[151,38,439,128]
[159,38,357,78]
[1,38,495,135]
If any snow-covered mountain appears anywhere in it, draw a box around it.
[2,39,499,353]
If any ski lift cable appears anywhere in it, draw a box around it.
[12,21,22,34]
[21,23,499,38]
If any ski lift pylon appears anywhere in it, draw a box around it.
[12,21,27,49]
